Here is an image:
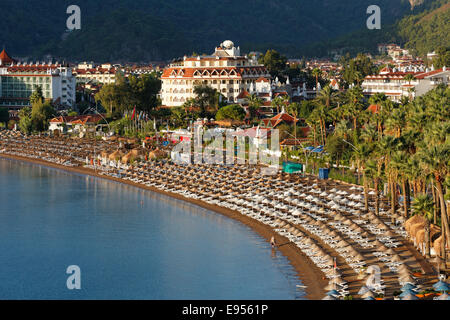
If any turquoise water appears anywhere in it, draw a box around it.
[0,158,305,299]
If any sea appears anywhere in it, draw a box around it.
[0,157,306,299]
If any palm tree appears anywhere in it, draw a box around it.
[311,68,322,92]
[419,143,450,265]
[346,86,364,130]
[386,108,406,138]
[315,85,338,108]
[182,98,196,114]
[334,120,350,140]
[246,93,263,122]
[287,102,300,144]
[271,96,288,114]
[366,158,384,216]
[404,74,416,101]
[412,194,434,257]
[353,142,373,211]
[378,135,398,219]
[391,150,410,218]
[361,123,378,144]
[305,114,319,146]
[193,84,219,116]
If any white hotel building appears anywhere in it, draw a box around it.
[0,49,76,109]
[160,40,271,107]
[362,66,450,103]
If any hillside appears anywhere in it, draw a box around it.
[0,0,415,62]
[397,1,450,55]
[301,0,449,58]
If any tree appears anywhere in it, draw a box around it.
[311,68,322,91]
[246,93,263,121]
[95,73,160,118]
[342,54,375,87]
[352,142,373,211]
[0,108,9,128]
[345,86,364,130]
[419,143,450,264]
[432,46,450,69]
[95,84,125,116]
[193,84,219,117]
[287,102,301,144]
[215,104,246,121]
[170,107,187,128]
[182,98,197,114]
[128,73,161,113]
[412,194,435,257]
[18,107,32,134]
[271,95,288,114]
[29,86,44,105]
[259,49,287,78]
[315,85,338,108]
[31,101,55,132]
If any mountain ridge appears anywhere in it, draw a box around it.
[0,0,416,62]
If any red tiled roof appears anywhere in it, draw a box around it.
[414,68,446,79]
[50,114,104,124]
[367,104,380,114]
[236,90,250,99]
[273,92,288,97]
[161,66,267,79]
[6,64,59,73]
[0,49,16,65]
[271,112,297,122]
[256,77,270,82]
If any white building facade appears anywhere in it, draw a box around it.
[0,61,76,109]
[160,40,271,107]
[362,66,449,102]
[72,62,117,85]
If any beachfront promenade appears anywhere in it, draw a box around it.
[0,132,445,300]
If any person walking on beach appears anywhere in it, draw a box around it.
[270,236,276,248]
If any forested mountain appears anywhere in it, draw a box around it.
[302,0,449,58]
[0,0,416,62]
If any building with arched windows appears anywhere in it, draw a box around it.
[160,41,271,107]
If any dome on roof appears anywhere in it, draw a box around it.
[221,40,234,49]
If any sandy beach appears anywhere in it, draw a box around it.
[0,153,328,300]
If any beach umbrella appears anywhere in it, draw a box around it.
[364,296,376,300]
[358,286,370,295]
[433,280,450,292]
[436,292,450,300]
[361,290,375,298]
[324,283,336,291]
[322,295,339,300]
[400,289,418,297]
[326,289,340,296]
[402,293,419,300]
[401,283,417,292]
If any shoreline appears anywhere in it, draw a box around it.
[0,153,327,300]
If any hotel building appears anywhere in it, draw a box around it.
[0,49,76,110]
[72,62,117,85]
[160,40,271,107]
[362,66,449,102]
